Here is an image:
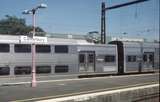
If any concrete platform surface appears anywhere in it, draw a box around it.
[0,73,159,102]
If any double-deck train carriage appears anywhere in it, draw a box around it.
[0,35,118,76]
[109,41,160,74]
[0,35,159,77]
[0,35,78,76]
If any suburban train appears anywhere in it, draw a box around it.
[0,35,159,77]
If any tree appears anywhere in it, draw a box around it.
[0,15,46,36]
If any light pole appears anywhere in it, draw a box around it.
[22,3,47,87]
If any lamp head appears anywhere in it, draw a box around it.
[22,10,32,14]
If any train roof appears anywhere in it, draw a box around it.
[109,40,159,48]
[0,35,92,45]
[0,35,116,47]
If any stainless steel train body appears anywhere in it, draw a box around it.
[0,35,117,76]
[109,41,159,74]
[77,45,118,74]
[0,35,159,77]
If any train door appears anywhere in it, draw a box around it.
[143,52,154,69]
[79,51,95,72]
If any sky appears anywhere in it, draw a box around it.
[0,0,159,41]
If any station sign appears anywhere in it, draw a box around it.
[19,36,47,43]
[111,37,144,42]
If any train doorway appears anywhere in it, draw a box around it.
[143,52,154,70]
[79,51,95,72]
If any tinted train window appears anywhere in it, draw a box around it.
[105,55,115,62]
[0,67,10,75]
[14,66,31,75]
[143,55,147,62]
[79,54,85,63]
[127,56,136,62]
[36,45,51,53]
[0,44,10,52]
[55,45,68,53]
[55,65,68,73]
[88,54,94,63]
[36,66,51,74]
[149,54,154,62]
[14,44,31,53]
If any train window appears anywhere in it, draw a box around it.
[88,54,94,63]
[149,54,154,62]
[132,56,136,62]
[128,56,131,62]
[143,55,147,62]
[14,44,31,53]
[36,45,51,53]
[36,66,51,74]
[104,55,115,62]
[127,56,136,62]
[55,45,68,53]
[0,44,10,52]
[14,66,31,75]
[79,54,85,63]
[0,67,10,75]
[55,65,68,73]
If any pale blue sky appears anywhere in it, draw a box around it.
[0,0,159,41]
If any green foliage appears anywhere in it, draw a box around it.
[0,15,46,36]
